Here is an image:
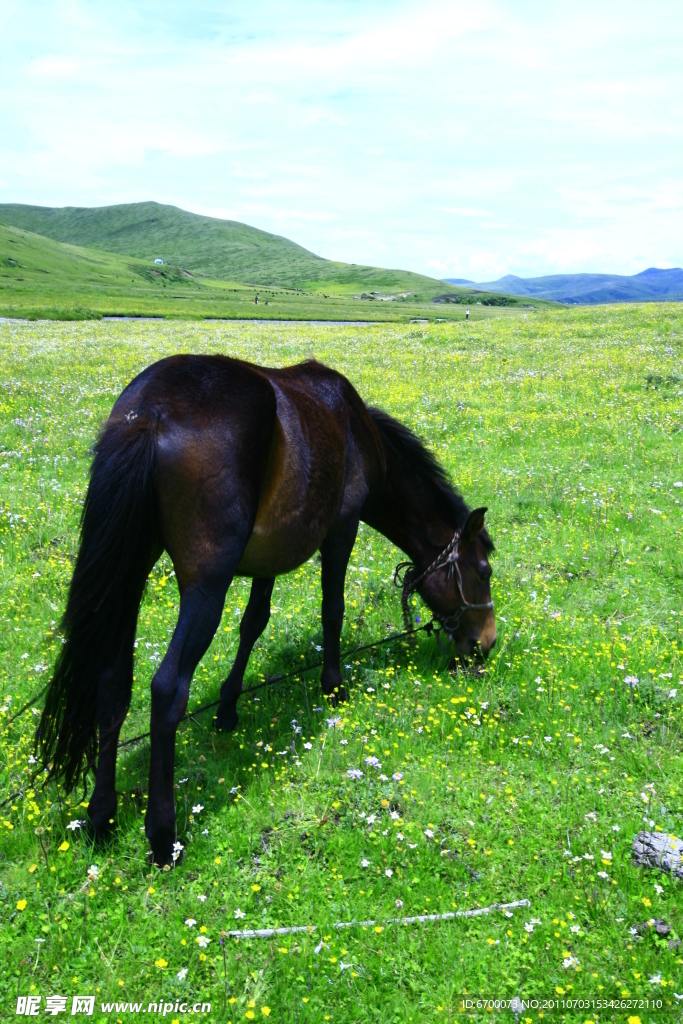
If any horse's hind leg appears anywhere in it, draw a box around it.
[146,572,232,866]
[320,516,359,702]
[88,626,135,841]
[215,576,274,732]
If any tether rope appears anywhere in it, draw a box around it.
[0,620,435,808]
[117,620,433,749]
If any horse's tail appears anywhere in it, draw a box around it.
[37,412,159,792]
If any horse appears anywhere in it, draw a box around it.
[37,355,496,866]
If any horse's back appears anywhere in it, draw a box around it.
[110,355,383,582]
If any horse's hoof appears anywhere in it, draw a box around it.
[214,708,238,732]
[86,815,116,846]
[147,836,175,868]
[325,685,347,704]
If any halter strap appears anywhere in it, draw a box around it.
[394,527,494,637]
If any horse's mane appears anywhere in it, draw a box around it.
[367,406,493,550]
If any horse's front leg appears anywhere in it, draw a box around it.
[146,574,231,866]
[320,517,359,702]
[215,576,274,732]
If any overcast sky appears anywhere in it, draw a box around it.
[1,0,682,279]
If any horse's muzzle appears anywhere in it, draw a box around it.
[478,612,497,658]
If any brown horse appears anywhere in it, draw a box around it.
[37,355,495,865]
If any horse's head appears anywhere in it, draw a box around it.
[419,507,496,658]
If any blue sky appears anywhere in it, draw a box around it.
[1,0,682,279]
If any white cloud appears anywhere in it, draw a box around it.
[0,0,681,277]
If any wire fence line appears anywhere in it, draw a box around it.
[1,620,434,808]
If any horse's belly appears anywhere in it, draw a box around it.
[236,520,323,577]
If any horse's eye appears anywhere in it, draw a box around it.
[478,567,492,583]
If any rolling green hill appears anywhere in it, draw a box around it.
[0,202,550,320]
[0,201,453,296]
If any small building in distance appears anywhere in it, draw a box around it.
[154,258,163,265]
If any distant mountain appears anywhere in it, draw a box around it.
[443,268,683,304]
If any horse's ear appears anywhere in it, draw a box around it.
[463,506,487,541]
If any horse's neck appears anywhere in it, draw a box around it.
[363,450,456,571]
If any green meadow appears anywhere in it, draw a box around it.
[1,306,682,1023]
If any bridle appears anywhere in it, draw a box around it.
[394,528,494,638]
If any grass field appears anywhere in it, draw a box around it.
[0,205,551,321]
[1,306,682,1023]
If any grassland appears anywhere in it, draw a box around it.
[0,204,550,321]
[1,306,682,1023]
